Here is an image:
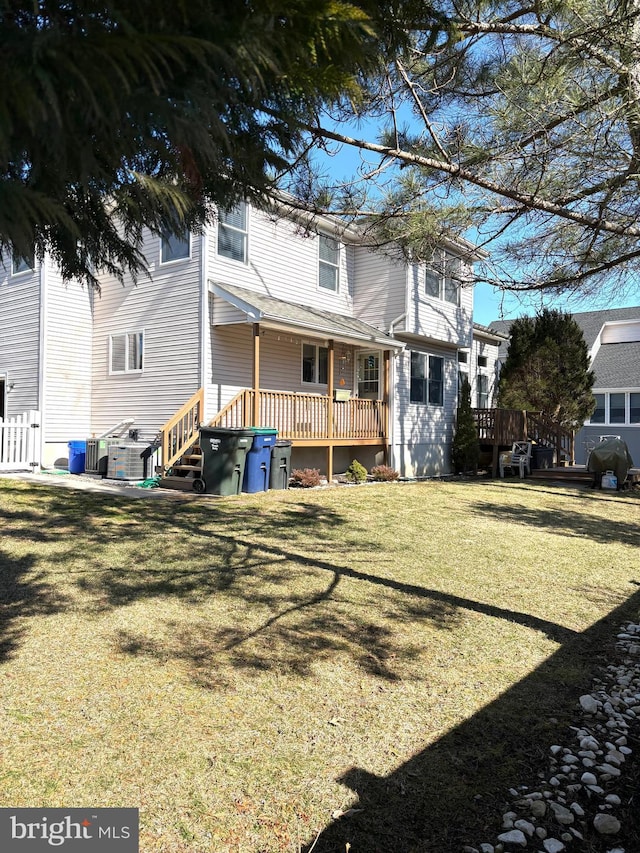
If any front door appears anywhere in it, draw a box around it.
[357,352,381,400]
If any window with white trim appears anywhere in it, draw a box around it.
[302,343,328,384]
[218,202,248,262]
[11,249,35,275]
[477,373,489,408]
[425,249,462,305]
[161,230,190,263]
[318,234,339,291]
[589,392,640,425]
[410,352,444,406]
[110,332,144,374]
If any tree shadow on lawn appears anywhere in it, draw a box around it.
[469,496,640,548]
[301,583,640,853]
[0,548,70,664]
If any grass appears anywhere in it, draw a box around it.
[0,476,639,852]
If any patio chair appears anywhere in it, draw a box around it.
[499,441,533,479]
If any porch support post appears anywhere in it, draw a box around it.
[327,340,335,482]
[252,323,260,427]
[383,350,391,464]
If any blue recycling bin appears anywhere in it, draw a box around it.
[68,440,87,474]
[242,428,278,493]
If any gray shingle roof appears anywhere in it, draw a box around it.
[210,281,403,349]
[591,341,640,388]
[488,306,640,390]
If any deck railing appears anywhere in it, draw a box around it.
[211,389,388,441]
[471,408,575,463]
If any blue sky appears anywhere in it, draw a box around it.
[311,120,640,326]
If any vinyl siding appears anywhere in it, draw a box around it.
[43,267,93,441]
[90,230,202,440]
[208,205,354,316]
[407,260,474,347]
[391,344,458,477]
[600,320,640,344]
[351,246,407,332]
[0,255,41,415]
[206,322,356,421]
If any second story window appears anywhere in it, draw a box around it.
[110,332,144,374]
[161,230,190,264]
[11,249,35,275]
[425,249,461,305]
[218,202,247,263]
[318,234,339,291]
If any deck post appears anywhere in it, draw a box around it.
[327,341,335,482]
[252,323,260,427]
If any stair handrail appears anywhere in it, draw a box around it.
[208,389,253,428]
[160,388,204,472]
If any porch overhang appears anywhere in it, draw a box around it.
[210,280,404,352]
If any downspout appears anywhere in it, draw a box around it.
[37,255,48,467]
[387,309,408,476]
[200,230,208,421]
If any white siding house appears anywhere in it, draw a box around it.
[0,203,495,479]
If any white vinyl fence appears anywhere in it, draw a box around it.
[0,410,41,472]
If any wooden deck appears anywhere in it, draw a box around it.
[529,465,640,487]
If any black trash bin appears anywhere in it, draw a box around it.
[269,439,292,490]
[195,427,254,495]
[532,445,554,470]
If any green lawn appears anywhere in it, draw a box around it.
[1,476,639,852]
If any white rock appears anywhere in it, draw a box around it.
[497,829,527,847]
[536,826,548,839]
[587,785,605,794]
[598,763,621,776]
[543,839,565,853]
[502,811,517,828]
[479,845,494,853]
[514,819,535,837]
[593,813,621,835]
[581,771,598,785]
[550,745,563,755]
[549,776,561,786]
[570,802,585,817]
[562,754,579,764]
[580,695,599,714]
[549,802,574,825]
[605,794,621,806]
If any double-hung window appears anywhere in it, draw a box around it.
[302,343,328,385]
[110,332,144,374]
[11,249,35,275]
[591,392,640,425]
[318,234,339,291]
[410,352,444,406]
[425,249,461,305]
[218,202,248,262]
[160,230,190,264]
[476,373,489,408]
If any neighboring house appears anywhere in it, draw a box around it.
[0,202,498,480]
[490,307,640,465]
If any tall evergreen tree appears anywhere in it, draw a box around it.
[0,1,441,287]
[497,309,596,430]
[452,377,480,473]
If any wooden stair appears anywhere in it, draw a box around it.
[529,466,594,483]
[161,443,203,492]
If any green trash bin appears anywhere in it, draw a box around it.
[195,427,254,496]
[269,439,292,490]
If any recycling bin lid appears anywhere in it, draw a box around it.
[250,427,278,434]
[274,439,292,447]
